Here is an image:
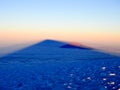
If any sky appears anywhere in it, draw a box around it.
[0,0,120,54]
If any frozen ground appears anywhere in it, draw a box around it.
[0,40,120,90]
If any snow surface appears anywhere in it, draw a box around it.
[0,40,120,90]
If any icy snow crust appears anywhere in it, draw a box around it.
[0,40,120,90]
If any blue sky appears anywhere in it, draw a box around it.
[0,0,119,30]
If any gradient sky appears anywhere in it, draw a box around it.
[0,0,120,51]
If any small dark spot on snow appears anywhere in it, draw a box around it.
[17,83,23,88]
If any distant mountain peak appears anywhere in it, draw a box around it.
[37,39,92,50]
[34,39,66,47]
[40,39,64,43]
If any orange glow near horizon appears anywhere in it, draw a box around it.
[0,29,120,48]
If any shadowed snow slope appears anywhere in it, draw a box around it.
[60,44,92,50]
[0,39,120,90]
